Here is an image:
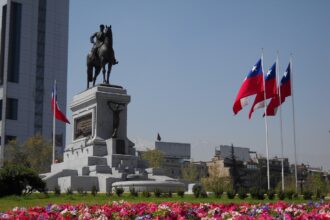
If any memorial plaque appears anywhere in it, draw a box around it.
[74,113,92,139]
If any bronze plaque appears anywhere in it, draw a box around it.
[74,113,92,139]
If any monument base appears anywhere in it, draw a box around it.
[42,85,184,193]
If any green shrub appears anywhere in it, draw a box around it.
[192,184,203,198]
[106,191,113,197]
[154,188,161,198]
[267,189,275,200]
[285,190,294,200]
[54,185,61,196]
[91,185,98,196]
[115,187,124,197]
[250,187,259,199]
[177,189,185,198]
[200,190,208,198]
[77,187,86,196]
[303,191,313,200]
[66,187,73,195]
[142,191,151,198]
[0,165,46,197]
[129,187,138,197]
[316,189,325,199]
[165,191,172,198]
[238,188,247,200]
[258,189,265,200]
[278,191,285,200]
[226,190,236,199]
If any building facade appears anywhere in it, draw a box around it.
[0,0,69,166]
[155,141,191,178]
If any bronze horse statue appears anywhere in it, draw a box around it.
[86,25,117,88]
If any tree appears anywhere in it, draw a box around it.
[4,135,52,173]
[304,173,327,196]
[201,164,233,194]
[142,148,164,168]
[181,162,199,182]
[0,164,46,197]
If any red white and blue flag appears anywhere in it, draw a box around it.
[248,62,277,119]
[265,63,291,116]
[233,58,264,115]
[52,81,70,124]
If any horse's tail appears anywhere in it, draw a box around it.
[87,54,93,82]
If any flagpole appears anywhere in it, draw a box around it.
[261,50,271,190]
[277,52,285,192]
[290,55,298,193]
[52,80,56,164]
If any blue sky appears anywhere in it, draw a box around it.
[67,1,330,169]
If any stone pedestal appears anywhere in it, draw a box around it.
[44,85,184,193]
[46,85,138,191]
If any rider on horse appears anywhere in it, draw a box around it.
[90,24,118,65]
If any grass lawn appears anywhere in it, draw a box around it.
[0,193,312,212]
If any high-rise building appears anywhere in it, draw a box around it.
[0,0,69,166]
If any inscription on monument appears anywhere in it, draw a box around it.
[74,113,92,139]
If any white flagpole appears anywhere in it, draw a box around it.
[261,50,271,190]
[277,52,285,192]
[290,55,298,193]
[52,80,56,164]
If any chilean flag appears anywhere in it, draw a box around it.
[52,81,70,124]
[248,62,277,119]
[265,63,291,116]
[233,58,264,115]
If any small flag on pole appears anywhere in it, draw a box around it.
[233,58,264,115]
[265,63,291,116]
[157,133,161,141]
[52,81,70,124]
[248,62,277,119]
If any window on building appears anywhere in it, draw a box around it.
[5,135,16,144]
[6,98,18,120]
[0,4,7,85]
[0,99,2,120]
[7,2,22,83]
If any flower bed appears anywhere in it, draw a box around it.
[1,201,330,219]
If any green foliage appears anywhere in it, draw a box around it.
[250,187,265,200]
[238,188,247,200]
[129,187,138,197]
[226,190,236,199]
[54,185,61,196]
[192,184,203,198]
[77,187,86,196]
[66,187,73,195]
[164,191,173,198]
[303,191,313,200]
[304,174,327,196]
[285,190,294,200]
[115,187,124,197]
[200,190,208,198]
[4,135,52,173]
[278,191,285,200]
[267,189,275,200]
[181,162,199,182]
[142,149,165,168]
[154,188,161,198]
[142,191,151,198]
[201,175,232,197]
[0,164,46,197]
[177,189,185,198]
[91,186,98,196]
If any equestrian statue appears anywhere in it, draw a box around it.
[87,24,118,88]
